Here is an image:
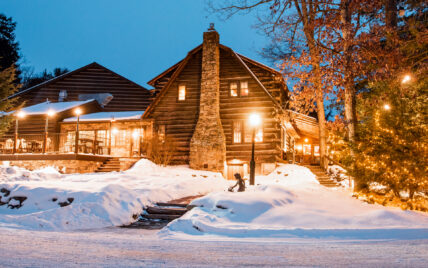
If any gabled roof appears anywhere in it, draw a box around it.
[5,62,149,101]
[143,43,286,119]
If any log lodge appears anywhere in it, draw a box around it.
[0,26,320,177]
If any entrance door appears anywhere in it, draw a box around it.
[227,164,244,180]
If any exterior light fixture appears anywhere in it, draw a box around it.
[74,107,82,116]
[304,138,309,143]
[402,74,411,84]
[112,127,119,135]
[47,109,56,117]
[16,110,26,118]
[384,104,391,110]
[248,113,261,186]
[132,130,139,139]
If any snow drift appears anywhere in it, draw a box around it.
[162,164,428,240]
[0,160,228,231]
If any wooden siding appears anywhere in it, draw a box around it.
[149,51,202,164]
[14,63,153,112]
[219,48,282,163]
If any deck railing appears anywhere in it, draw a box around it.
[0,132,110,155]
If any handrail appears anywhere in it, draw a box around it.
[324,155,347,171]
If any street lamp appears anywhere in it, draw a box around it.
[383,104,391,110]
[13,110,26,154]
[74,108,82,154]
[43,109,56,153]
[248,113,261,186]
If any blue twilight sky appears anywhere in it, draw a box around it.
[0,0,271,88]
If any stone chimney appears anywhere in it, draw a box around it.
[189,25,226,172]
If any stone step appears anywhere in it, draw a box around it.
[146,206,188,215]
[142,214,182,221]
[156,202,188,208]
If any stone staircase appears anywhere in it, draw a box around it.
[304,165,340,187]
[124,195,203,229]
[95,158,121,173]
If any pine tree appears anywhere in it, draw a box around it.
[0,66,20,134]
[353,75,427,199]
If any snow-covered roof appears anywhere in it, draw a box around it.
[7,99,95,116]
[63,111,145,122]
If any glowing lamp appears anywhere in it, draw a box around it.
[249,113,261,127]
[112,127,119,135]
[304,138,309,143]
[74,108,82,116]
[16,110,26,118]
[47,109,56,117]
[401,74,411,84]
[383,104,391,110]
[132,130,139,139]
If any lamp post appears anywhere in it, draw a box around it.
[43,109,56,153]
[74,108,82,154]
[13,111,26,154]
[248,113,261,186]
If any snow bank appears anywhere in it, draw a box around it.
[162,164,428,240]
[0,159,229,231]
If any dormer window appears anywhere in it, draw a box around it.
[178,85,186,101]
[230,81,249,97]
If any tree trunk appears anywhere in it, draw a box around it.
[341,0,357,142]
[385,0,397,29]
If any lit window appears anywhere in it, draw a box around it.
[233,121,242,143]
[240,81,249,96]
[244,122,263,143]
[158,125,166,142]
[178,85,186,101]
[230,82,238,97]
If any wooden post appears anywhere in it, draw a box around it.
[43,116,48,154]
[74,116,79,154]
[250,127,256,186]
[108,121,112,155]
[93,130,97,155]
[13,118,18,154]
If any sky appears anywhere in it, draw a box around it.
[0,0,271,88]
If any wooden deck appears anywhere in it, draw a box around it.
[0,153,112,162]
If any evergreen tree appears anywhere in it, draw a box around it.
[0,66,20,134]
[0,13,20,74]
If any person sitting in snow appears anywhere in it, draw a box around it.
[228,173,245,192]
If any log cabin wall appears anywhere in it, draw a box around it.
[13,62,153,112]
[149,51,202,164]
[219,48,282,164]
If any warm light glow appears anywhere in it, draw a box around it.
[132,130,139,139]
[74,108,82,116]
[112,127,119,135]
[383,104,391,110]
[297,145,303,151]
[304,138,309,143]
[47,109,56,117]
[402,74,411,84]
[16,110,26,118]
[249,113,261,127]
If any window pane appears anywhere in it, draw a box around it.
[244,122,263,143]
[158,125,165,142]
[233,121,242,143]
[230,82,238,97]
[240,81,249,96]
[178,85,186,100]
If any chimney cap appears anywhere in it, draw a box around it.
[208,23,215,31]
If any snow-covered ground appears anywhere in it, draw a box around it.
[1,161,427,242]
[0,160,228,231]
[162,164,428,240]
[1,227,427,267]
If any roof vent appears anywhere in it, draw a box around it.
[78,93,113,108]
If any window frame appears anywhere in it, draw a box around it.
[232,120,243,144]
[229,80,249,98]
[177,84,186,101]
[243,120,263,143]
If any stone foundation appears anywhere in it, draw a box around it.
[5,160,103,174]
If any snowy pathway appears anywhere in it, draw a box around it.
[0,227,427,267]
